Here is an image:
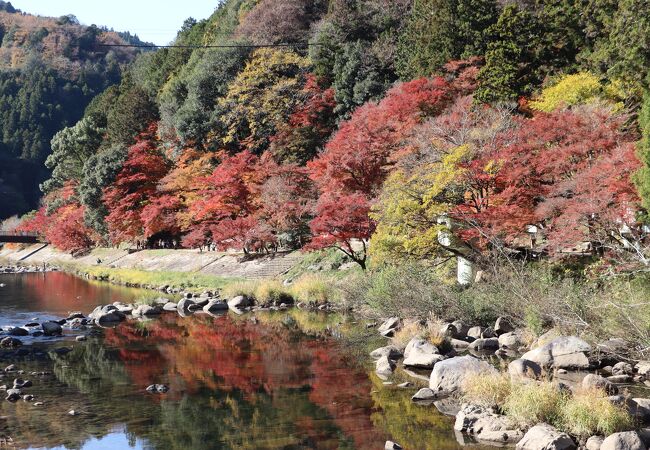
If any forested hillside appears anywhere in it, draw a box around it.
[0,1,145,218]
[16,0,650,280]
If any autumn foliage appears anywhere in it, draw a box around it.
[26,60,645,270]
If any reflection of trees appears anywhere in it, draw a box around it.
[0,311,456,449]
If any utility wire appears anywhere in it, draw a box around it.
[97,42,318,49]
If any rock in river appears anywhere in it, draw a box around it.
[0,337,22,348]
[7,327,28,337]
[41,321,62,336]
[600,432,645,450]
[403,337,444,369]
[515,423,576,450]
[429,355,497,397]
[521,336,591,370]
[146,384,169,394]
[203,299,229,313]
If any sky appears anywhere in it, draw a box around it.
[9,1,220,45]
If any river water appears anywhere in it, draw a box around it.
[0,272,492,450]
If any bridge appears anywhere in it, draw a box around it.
[0,231,43,244]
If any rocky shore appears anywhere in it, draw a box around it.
[0,264,54,275]
[370,317,650,450]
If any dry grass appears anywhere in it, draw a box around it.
[391,320,425,349]
[289,274,338,305]
[221,280,258,299]
[504,381,567,427]
[254,279,293,304]
[560,387,633,437]
[424,313,447,347]
[462,373,512,408]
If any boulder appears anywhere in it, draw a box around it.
[41,321,62,336]
[607,375,633,383]
[585,436,604,450]
[467,326,483,340]
[412,388,436,402]
[429,355,497,397]
[508,359,542,381]
[494,317,514,335]
[451,339,470,350]
[377,317,400,337]
[163,302,178,312]
[612,362,634,376]
[636,361,650,377]
[403,338,443,369]
[469,338,499,351]
[632,398,650,421]
[481,327,497,339]
[608,396,650,423]
[95,310,125,325]
[177,298,196,314]
[451,320,469,338]
[228,295,253,309]
[132,304,162,317]
[0,337,22,348]
[582,374,618,395]
[454,404,523,443]
[384,441,402,450]
[203,300,229,313]
[146,384,169,394]
[440,323,459,339]
[370,346,403,360]
[515,423,576,450]
[375,356,396,377]
[7,327,28,337]
[521,336,591,370]
[75,335,87,342]
[600,432,645,450]
[499,332,524,349]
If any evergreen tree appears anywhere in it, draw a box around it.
[396,0,498,80]
[474,5,536,103]
[634,86,650,214]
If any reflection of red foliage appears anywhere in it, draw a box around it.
[104,315,387,448]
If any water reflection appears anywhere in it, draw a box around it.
[0,273,488,449]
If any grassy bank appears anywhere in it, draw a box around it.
[72,265,243,292]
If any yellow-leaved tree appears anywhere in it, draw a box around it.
[529,72,625,112]
[370,144,469,265]
[211,48,310,153]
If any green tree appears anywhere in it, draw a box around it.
[634,86,650,214]
[78,145,128,235]
[396,0,498,80]
[41,116,105,194]
[475,4,537,103]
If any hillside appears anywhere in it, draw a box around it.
[0,2,146,219]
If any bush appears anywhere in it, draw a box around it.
[504,381,567,427]
[221,280,258,299]
[462,373,512,409]
[560,388,633,437]
[254,280,293,304]
[391,320,425,349]
[289,274,338,304]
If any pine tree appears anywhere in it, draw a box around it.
[396,0,498,80]
[474,4,535,103]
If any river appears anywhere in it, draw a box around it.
[0,271,493,449]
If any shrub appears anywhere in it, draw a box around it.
[289,274,338,304]
[391,320,425,349]
[221,280,258,299]
[504,381,567,427]
[254,280,293,304]
[560,388,633,437]
[462,373,512,409]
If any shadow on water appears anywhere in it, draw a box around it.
[0,272,493,449]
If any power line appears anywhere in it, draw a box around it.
[98,42,318,49]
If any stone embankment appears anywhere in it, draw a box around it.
[0,244,304,280]
[370,317,650,450]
